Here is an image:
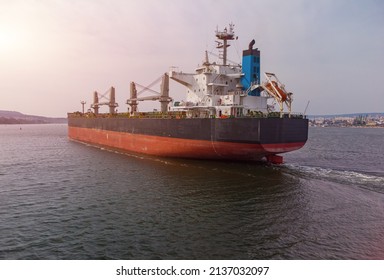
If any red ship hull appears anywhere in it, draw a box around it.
[68,126,306,162]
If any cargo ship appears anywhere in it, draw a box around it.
[68,24,308,163]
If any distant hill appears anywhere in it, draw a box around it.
[0,110,67,124]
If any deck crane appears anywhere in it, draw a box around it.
[91,87,118,114]
[127,73,172,114]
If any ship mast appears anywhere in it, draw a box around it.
[215,23,236,65]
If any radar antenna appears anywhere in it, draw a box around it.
[215,23,237,65]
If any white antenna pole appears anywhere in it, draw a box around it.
[304,100,310,115]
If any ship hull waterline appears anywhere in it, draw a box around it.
[68,126,306,162]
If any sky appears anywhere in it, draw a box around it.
[0,0,383,117]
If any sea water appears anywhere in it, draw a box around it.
[0,124,383,259]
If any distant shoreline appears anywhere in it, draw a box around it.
[0,120,67,125]
[311,125,383,129]
[0,110,67,124]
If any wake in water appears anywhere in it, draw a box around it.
[73,137,384,194]
[282,163,384,194]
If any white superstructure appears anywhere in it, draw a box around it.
[168,24,292,118]
[127,24,294,118]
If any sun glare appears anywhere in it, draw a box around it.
[0,27,24,53]
[0,29,15,51]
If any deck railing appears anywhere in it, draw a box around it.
[68,111,306,119]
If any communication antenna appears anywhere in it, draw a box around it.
[304,100,310,116]
[215,23,237,65]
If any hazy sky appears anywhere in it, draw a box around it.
[1,0,383,117]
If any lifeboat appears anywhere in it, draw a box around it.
[265,81,287,101]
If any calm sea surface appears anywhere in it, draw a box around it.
[0,124,383,259]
